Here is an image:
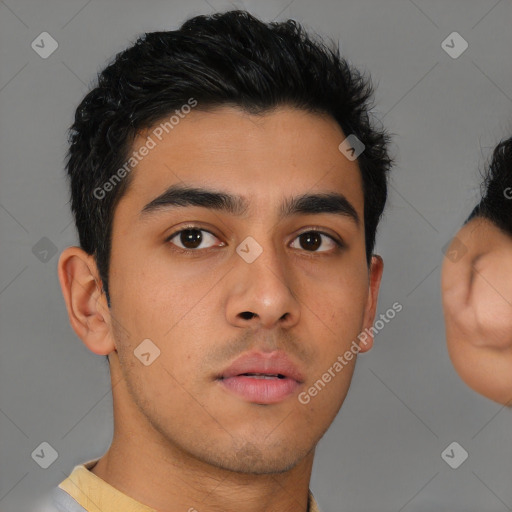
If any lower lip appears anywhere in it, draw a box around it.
[218,375,301,404]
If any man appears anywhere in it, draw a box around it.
[442,136,512,406]
[44,10,392,511]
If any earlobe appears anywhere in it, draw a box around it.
[57,246,115,356]
[358,254,384,353]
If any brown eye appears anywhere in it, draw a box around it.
[290,230,341,252]
[179,229,203,249]
[299,232,321,251]
[167,228,221,251]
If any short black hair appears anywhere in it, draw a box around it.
[65,9,392,309]
[466,136,512,233]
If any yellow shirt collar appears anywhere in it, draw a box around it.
[58,459,321,512]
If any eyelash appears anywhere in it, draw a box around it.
[165,224,344,255]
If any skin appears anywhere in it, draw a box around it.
[442,216,512,405]
[58,106,383,512]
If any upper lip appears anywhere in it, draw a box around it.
[218,350,305,383]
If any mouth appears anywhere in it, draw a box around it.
[216,351,304,404]
[236,373,286,379]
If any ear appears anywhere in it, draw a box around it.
[57,246,115,356]
[358,254,384,353]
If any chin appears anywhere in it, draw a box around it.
[195,438,310,475]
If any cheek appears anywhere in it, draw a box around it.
[314,267,368,328]
[112,255,199,328]
[298,354,357,429]
[122,266,216,371]
[304,271,369,381]
[109,246,224,378]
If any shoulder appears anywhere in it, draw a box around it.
[30,486,88,512]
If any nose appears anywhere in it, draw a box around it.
[225,241,301,330]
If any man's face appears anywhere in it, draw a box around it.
[105,106,382,474]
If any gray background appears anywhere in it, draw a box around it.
[1,0,512,511]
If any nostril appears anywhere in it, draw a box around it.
[240,311,255,320]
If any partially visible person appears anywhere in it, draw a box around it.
[442,136,512,405]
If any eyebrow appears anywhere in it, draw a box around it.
[139,184,360,226]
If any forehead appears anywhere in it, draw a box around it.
[118,106,364,220]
